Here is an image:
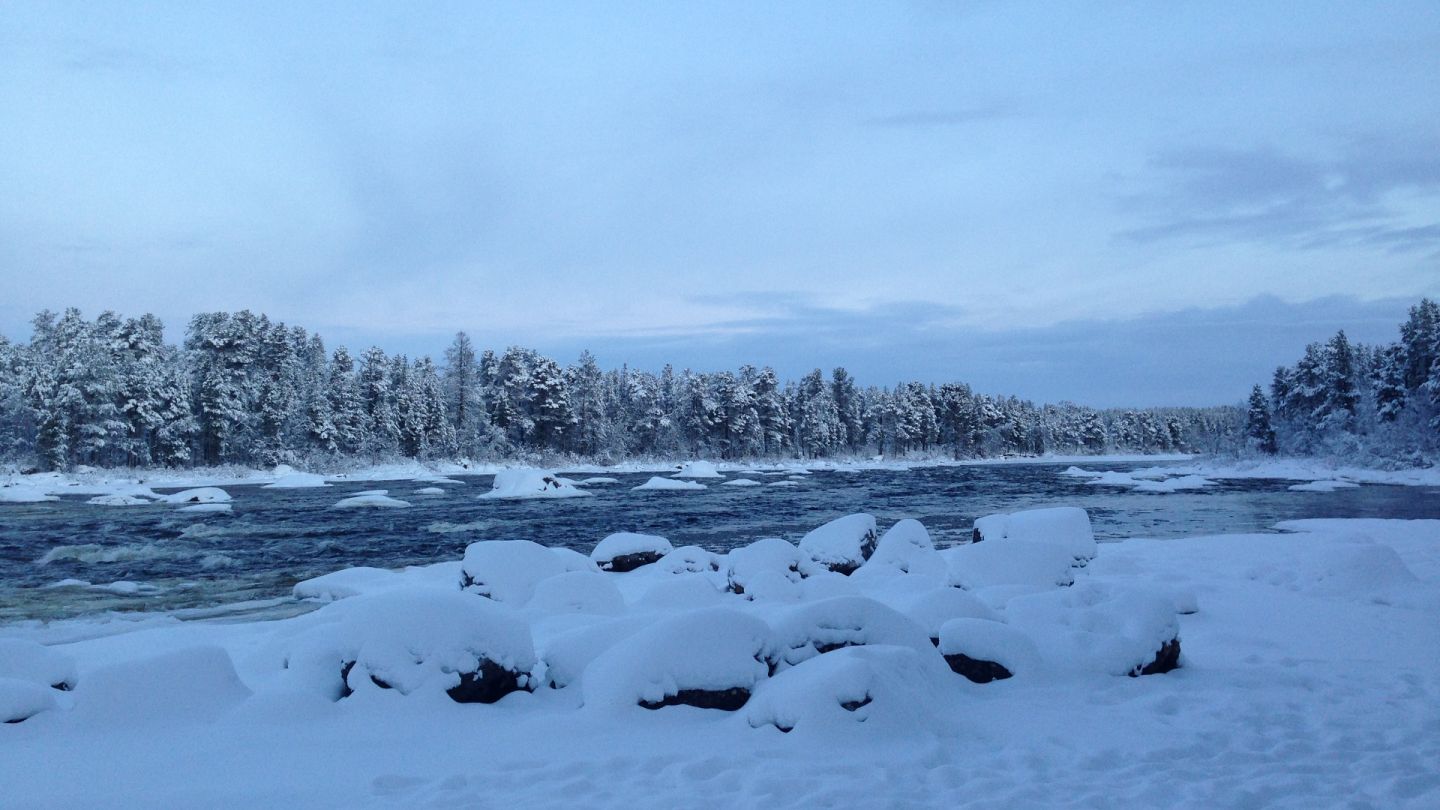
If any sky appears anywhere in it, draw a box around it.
[2,1,1438,407]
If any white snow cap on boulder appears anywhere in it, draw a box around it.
[161,487,231,505]
[460,540,571,604]
[938,618,1043,682]
[0,677,60,724]
[942,539,1077,591]
[525,571,625,617]
[726,537,816,596]
[333,491,411,509]
[898,588,1002,639]
[582,607,773,712]
[672,460,724,479]
[972,506,1097,562]
[0,638,79,691]
[799,514,879,575]
[769,595,937,671]
[1004,582,1181,677]
[591,532,675,572]
[263,472,329,489]
[297,587,537,701]
[632,477,707,491]
[856,519,947,580]
[480,469,592,500]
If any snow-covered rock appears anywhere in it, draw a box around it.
[583,608,773,711]
[479,469,592,500]
[672,460,724,479]
[0,485,58,503]
[799,514,879,575]
[86,494,153,506]
[460,540,570,604]
[938,618,1043,683]
[942,539,1077,590]
[1133,475,1215,493]
[179,503,233,514]
[333,492,411,509]
[0,677,59,724]
[413,486,445,496]
[263,472,330,489]
[538,616,653,689]
[590,532,675,573]
[897,588,1001,642]
[654,545,722,575]
[972,507,1097,563]
[525,571,625,617]
[1288,479,1361,493]
[722,478,763,487]
[1004,582,1182,677]
[725,537,815,596]
[577,477,620,485]
[70,646,252,727]
[766,480,799,488]
[0,638,78,691]
[632,477,707,492]
[768,596,937,671]
[292,588,537,704]
[160,487,232,504]
[855,519,947,580]
[293,567,403,602]
[744,644,955,736]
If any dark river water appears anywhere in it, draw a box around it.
[2,462,1438,623]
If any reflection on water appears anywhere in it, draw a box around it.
[2,462,1437,622]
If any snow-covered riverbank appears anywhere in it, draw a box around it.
[2,513,1437,808]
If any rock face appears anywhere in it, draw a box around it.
[942,653,1013,684]
[639,686,751,711]
[1132,638,1182,676]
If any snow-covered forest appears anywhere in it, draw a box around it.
[0,308,1246,471]
[1245,298,1440,464]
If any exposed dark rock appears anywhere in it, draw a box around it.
[840,695,872,712]
[338,660,356,699]
[1131,638,1181,676]
[446,660,531,704]
[599,551,665,573]
[971,527,984,544]
[639,686,750,711]
[944,653,1014,684]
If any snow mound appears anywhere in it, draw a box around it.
[525,571,625,617]
[86,494,152,506]
[632,477,707,491]
[722,478,763,487]
[294,567,404,602]
[333,492,411,509]
[414,486,445,495]
[0,638,79,691]
[1289,479,1360,492]
[577,477,620,485]
[179,503,232,514]
[744,644,955,736]
[766,480,799,488]
[538,616,653,689]
[938,618,1043,682]
[0,677,58,724]
[672,460,724,479]
[583,608,773,712]
[480,469,592,500]
[291,587,537,703]
[1005,582,1181,677]
[263,473,330,489]
[460,540,570,604]
[591,532,675,572]
[769,596,936,671]
[0,485,58,503]
[897,588,1001,639]
[632,577,727,610]
[799,514,878,575]
[856,519,947,580]
[725,537,815,596]
[1133,474,1215,493]
[942,539,1077,590]
[972,506,1097,562]
[161,487,232,504]
[654,545,722,575]
[71,646,252,727]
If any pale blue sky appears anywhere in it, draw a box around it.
[2,2,1437,405]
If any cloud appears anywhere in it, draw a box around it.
[861,104,1014,128]
[1117,138,1440,252]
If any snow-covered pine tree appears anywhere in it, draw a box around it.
[1245,384,1277,454]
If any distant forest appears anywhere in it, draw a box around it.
[0,301,1435,471]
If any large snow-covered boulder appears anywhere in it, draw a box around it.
[768,596,937,671]
[897,588,1002,643]
[725,537,816,596]
[744,644,956,736]
[1004,582,1181,677]
[632,477,707,492]
[799,514,878,575]
[672,460,724,479]
[161,487,232,505]
[333,491,411,509]
[0,677,59,724]
[538,616,654,689]
[583,608,773,712]
[70,645,252,727]
[86,494,153,507]
[653,545,722,575]
[941,539,1077,591]
[460,540,571,604]
[938,618,1043,683]
[854,519,947,581]
[0,638,79,691]
[479,469,591,500]
[525,571,626,617]
[293,587,537,704]
[971,506,1097,563]
[590,532,675,573]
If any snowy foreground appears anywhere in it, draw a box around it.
[3,511,1440,807]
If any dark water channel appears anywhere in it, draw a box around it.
[2,462,1437,622]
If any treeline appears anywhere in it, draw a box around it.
[0,308,1238,471]
[1245,298,1440,463]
